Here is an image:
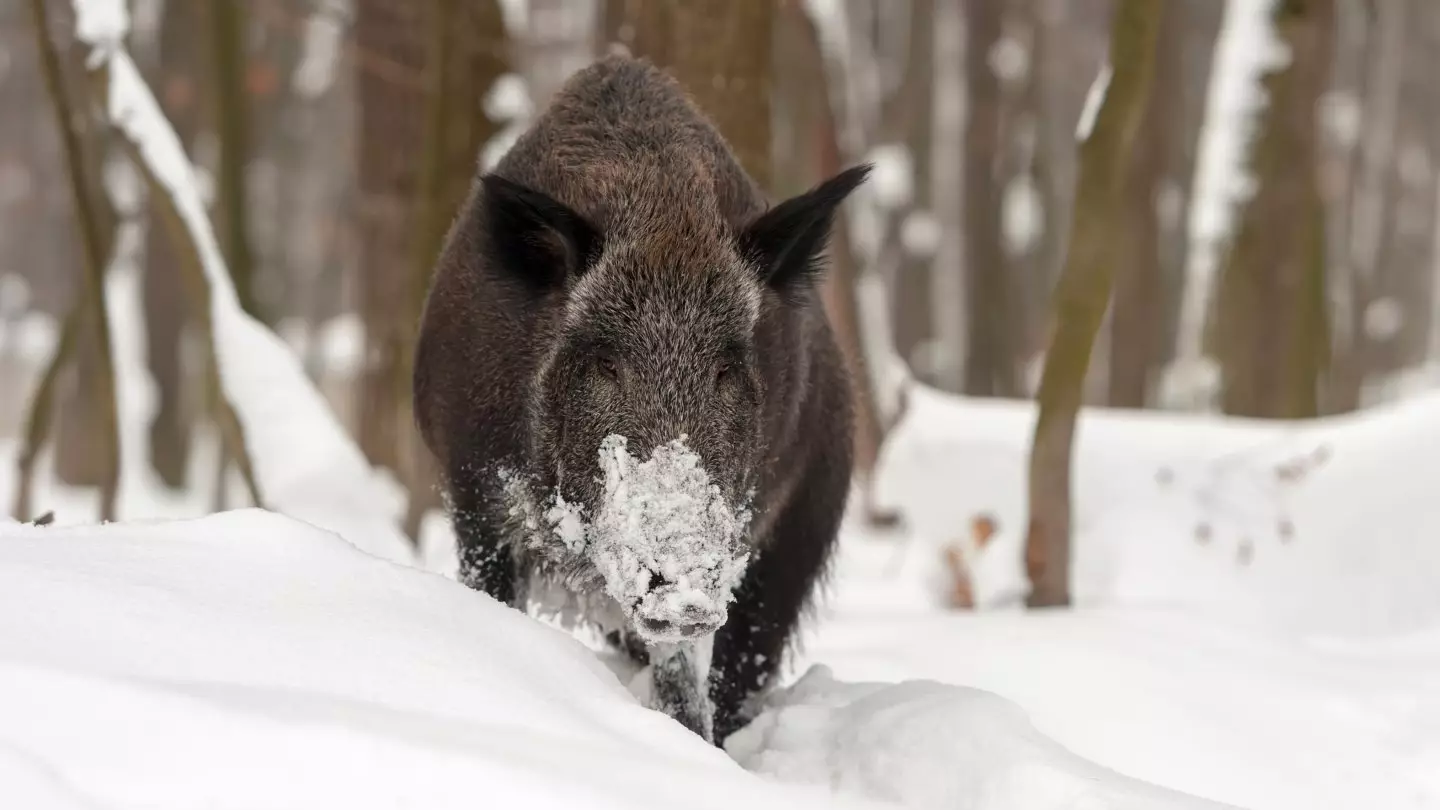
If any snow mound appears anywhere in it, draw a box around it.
[876,385,1440,638]
[731,665,1238,810]
[0,510,877,810]
[590,434,752,642]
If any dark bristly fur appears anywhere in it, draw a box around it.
[412,54,867,745]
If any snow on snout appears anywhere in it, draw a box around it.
[589,434,752,643]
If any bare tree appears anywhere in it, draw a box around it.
[1107,1,1187,408]
[891,0,938,383]
[962,0,1019,397]
[354,0,424,474]
[205,0,259,319]
[1216,0,1335,419]
[141,0,202,489]
[1025,0,1162,608]
[18,0,121,521]
[611,0,774,189]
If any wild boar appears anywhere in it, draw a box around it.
[412,54,867,745]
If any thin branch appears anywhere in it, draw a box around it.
[129,139,264,507]
[10,302,82,522]
[65,25,265,507]
[28,0,121,522]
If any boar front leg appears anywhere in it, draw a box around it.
[647,638,715,743]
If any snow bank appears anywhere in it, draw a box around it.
[872,385,1440,638]
[4,510,1334,810]
[790,579,1440,810]
[0,511,879,810]
[731,665,1238,810]
[70,0,410,563]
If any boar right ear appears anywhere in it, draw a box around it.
[740,163,871,293]
[480,174,603,289]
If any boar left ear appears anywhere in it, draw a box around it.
[479,173,603,290]
[739,163,871,293]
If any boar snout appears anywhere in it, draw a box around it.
[632,570,728,642]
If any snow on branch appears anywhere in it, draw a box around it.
[67,0,412,563]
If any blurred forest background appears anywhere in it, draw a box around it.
[2,0,1437,595]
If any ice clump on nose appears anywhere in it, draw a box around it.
[587,434,752,643]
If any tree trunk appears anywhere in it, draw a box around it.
[28,0,121,521]
[52,28,118,489]
[1216,0,1335,419]
[354,0,425,474]
[205,0,258,319]
[892,0,938,382]
[142,0,201,489]
[1025,0,1162,608]
[617,0,773,191]
[399,0,511,541]
[963,0,1018,398]
[1107,0,1185,408]
[1326,0,1402,412]
[1156,0,1225,373]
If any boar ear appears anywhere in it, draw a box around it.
[479,173,603,289]
[740,163,870,293]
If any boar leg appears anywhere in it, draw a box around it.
[707,461,847,746]
[452,492,518,607]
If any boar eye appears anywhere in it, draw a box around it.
[715,362,733,386]
[596,355,619,380]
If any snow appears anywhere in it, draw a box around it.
[874,385,1440,638]
[900,210,941,257]
[731,665,1236,810]
[511,434,753,644]
[988,37,1030,86]
[866,144,914,210]
[70,6,411,563]
[5,380,1440,808]
[73,0,128,66]
[0,511,880,810]
[0,274,29,317]
[482,73,533,171]
[1001,173,1042,256]
[1363,297,1404,342]
[7,379,1440,810]
[1173,0,1288,376]
[11,4,1437,808]
[1075,63,1112,142]
[292,0,352,99]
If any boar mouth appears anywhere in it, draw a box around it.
[635,616,720,643]
[626,579,730,642]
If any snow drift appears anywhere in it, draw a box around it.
[877,385,1440,638]
[0,511,879,810]
[0,510,1295,810]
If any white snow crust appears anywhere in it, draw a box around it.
[516,435,753,644]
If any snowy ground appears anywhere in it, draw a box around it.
[4,382,1439,808]
[4,2,1434,806]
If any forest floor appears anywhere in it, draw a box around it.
[3,331,1440,809]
